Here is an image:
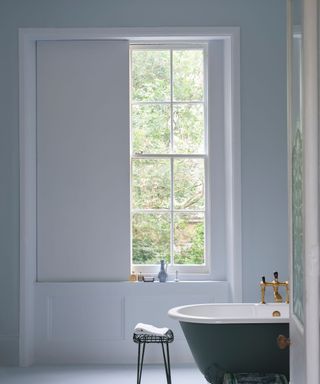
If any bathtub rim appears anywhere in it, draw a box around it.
[168,302,289,324]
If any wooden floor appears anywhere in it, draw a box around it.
[0,364,208,384]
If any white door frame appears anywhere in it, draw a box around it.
[302,0,320,382]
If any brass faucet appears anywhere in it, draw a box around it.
[260,272,289,304]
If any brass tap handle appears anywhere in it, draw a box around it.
[285,281,289,304]
[260,273,290,304]
[277,334,290,350]
[260,276,266,304]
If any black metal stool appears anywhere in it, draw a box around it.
[133,329,174,384]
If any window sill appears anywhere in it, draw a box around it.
[35,280,230,301]
[35,279,227,284]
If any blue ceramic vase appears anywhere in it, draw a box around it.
[158,260,168,283]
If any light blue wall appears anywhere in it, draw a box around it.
[0,0,287,365]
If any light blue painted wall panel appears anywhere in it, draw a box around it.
[0,0,287,364]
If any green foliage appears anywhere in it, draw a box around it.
[132,214,170,264]
[132,104,170,154]
[173,50,204,101]
[132,50,170,102]
[174,216,204,264]
[132,159,170,209]
[131,47,206,266]
[174,159,204,210]
[173,104,204,153]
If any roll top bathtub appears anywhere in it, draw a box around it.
[168,303,289,384]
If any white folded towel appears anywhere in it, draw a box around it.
[134,323,169,336]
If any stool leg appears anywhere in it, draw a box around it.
[137,342,146,384]
[166,342,172,384]
[161,341,172,384]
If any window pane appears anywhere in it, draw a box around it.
[132,159,170,209]
[130,45,208,271]
[132,213,170,264]
[174,213,205,264]
[173,50,204,101]
[174,159,205,210]
[131,50,170,102]
[173,104,204,154]
[132,104,171,154]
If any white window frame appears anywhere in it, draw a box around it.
[130,42,209,275]
[19,27,241,366]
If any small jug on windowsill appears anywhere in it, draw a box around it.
[158,259,168,283]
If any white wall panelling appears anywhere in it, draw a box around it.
[34,282,229,364]
[46,296,123,341]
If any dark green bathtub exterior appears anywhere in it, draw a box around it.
[180,321,289,384]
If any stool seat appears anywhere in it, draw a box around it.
[133,329,174,344]
[133,326,174,384]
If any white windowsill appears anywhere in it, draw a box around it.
[35,280,227,284]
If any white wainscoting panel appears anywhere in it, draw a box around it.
[34,282,229,364]
[47,295,123,341]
